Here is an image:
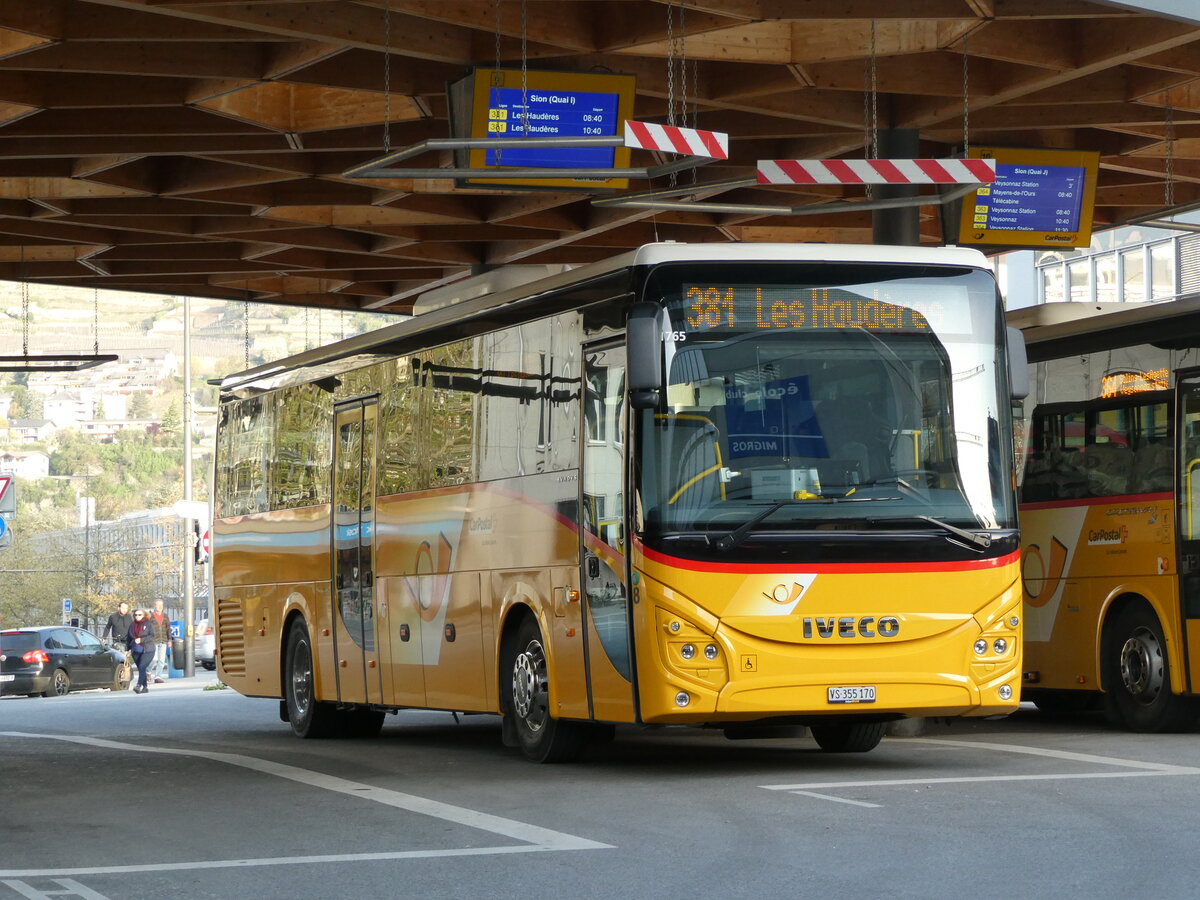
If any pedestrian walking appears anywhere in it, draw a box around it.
[101,601,134,686]
[102,601,133,651]
[125,608,161,693]
[148,599,171,683]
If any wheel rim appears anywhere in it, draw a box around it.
[290,637,313,718]
[511,638,548,733]
[1120,625,1165,705]
[53,671,68,695]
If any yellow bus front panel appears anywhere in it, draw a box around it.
[634,546,1022,723]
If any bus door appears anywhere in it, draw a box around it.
[1175,372,1200,692]
[581,344,636,722]
[332,399,383,706]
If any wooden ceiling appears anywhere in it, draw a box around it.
[0,1,1197,315]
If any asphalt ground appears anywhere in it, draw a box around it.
[3,677,1200,899]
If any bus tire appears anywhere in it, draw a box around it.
[810,721,886,752]
[1102,605,1198,733]
[502,617,585,763]
[284,619,338,739]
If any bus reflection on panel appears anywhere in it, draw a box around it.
[212,243,1026,761]
[1012,299,1200,732]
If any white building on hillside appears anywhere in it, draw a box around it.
[0,449,50,479]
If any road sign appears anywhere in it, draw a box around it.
[0,473,14,515]
[63,598,71,612]
[0,520,10,550]
[0,516,6,539]
[201,529,211,557]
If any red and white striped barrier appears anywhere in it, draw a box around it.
[624,120,729,160]
[757,158,996,185]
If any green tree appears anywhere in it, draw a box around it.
[161,399,181,432]
[0,507,81,628]
[6,384,43,419]
[129,392,151,418]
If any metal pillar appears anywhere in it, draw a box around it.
[183,295,195,677]
[871,129,922,246]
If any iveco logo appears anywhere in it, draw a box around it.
[802,616,900,639]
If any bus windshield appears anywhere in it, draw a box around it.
[636,263,1015,559]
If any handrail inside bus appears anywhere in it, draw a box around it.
[1187,458,1200,540]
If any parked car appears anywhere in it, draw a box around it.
[0,626,129,697]
[195,619,216,670]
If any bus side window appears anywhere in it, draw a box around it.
[1081,442,1132,496]
[1130,439,1172,493]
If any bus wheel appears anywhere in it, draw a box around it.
[1103,606,1198,733]
[503,618,585,763]
[810,721,886,753]
[284,620,338,739]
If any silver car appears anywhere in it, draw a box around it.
[195,619,216,670]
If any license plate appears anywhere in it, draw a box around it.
[828,685,875,704]
[1,674,14,682]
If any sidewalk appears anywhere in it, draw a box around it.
[125,668,221,692]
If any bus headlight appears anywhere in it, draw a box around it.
[974,639,988,655]
[993,638,1008,654]
[680,644,696,660]
[675,691,690,707]
[704,644,718,660]
[998,685,1013,701]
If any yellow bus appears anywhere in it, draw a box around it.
[1012,298,1200,731]
[213,243,1026,761]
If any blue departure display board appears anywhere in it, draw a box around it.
[485,87,620,169]
[460,68,637,189]
[957,147,1099,248]
[974,163,1086,232]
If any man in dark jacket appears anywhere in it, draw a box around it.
[102,601,133,651]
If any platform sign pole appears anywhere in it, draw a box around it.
[182,295,195,677]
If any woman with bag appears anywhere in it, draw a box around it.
[125,608,159,694]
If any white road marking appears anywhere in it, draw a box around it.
[760,737,1200,804]
[789,791,882,808]
[908,737,1200,773]
[0,731,611,878]
[2,878,111,899]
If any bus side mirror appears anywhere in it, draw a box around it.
[1007,326,1029,401]
[628,302,665,409]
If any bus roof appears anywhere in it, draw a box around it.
[220,242,994,397]
[630,242,992,268]
[1007,295,1200,362]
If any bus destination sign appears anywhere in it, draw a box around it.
[957,147,1099,249]
[680,286,934,333]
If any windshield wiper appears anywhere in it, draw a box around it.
[714,494,884,552]
[868,514,993,552]
[714,500,794,551]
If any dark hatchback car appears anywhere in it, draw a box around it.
[0,626,128,697]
